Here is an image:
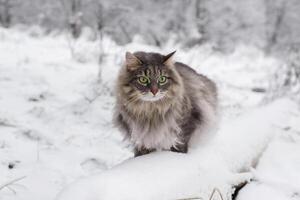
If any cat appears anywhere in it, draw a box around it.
[113,51,218,157]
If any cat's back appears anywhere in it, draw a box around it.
[174,62,217,98]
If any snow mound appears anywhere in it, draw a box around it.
[56,99,296,200]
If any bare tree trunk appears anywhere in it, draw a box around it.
[119,20,131,44]
[0,0,12,28]
[264,0,287,53]
[60,0,82,39]
[59,0,83,59]
[195,0,209,40]
[69,0,82,39]
[95,2,105,83]
[148,30,161,47]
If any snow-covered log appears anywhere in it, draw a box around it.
[56,99,295,200]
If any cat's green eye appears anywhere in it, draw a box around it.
[158,76,168,85]
[138,76,150,86]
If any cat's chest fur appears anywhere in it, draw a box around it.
[123,101,187,150]
[130,114,180,150]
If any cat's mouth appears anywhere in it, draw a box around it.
[140,92,166,102]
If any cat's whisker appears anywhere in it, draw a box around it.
[123,96,140,106]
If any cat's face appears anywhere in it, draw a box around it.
[120,51,180,103]
[130,65,171,102]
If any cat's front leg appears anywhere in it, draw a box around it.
[170,142,188,153]
[171,105,201,154]
[134,147,155,157]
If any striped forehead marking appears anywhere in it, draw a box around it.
[146,68,151,76]
[138,66,166,77]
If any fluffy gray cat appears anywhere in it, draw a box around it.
[114,51,218,156]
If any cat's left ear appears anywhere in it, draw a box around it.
[125,52,142,71]
[163,51,176,66]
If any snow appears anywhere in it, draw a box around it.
[56,99,297,200]
[238,129,300,200]
[0,27,300,200]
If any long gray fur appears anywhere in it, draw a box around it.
[113,51,218,156]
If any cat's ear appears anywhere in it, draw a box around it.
[125,52,142,71]
[163,51,176,66]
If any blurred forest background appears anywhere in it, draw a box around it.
[1,0,300,49]
[1,0,300,100]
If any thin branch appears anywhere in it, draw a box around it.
[0,176,26,191]
[209,188,224,200]
[176,187,224,200]
[6,186,16,194]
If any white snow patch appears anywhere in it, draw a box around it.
[0,27,299,200]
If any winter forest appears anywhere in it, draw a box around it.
[0,0,300,200]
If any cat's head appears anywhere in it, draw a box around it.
[117,51,183,104]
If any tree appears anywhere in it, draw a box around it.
[0,0,12,28]
[264,0,287,53]
[60,0,83,39]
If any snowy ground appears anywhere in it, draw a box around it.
[0,27,300,200]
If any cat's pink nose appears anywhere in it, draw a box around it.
[151,87,158,95]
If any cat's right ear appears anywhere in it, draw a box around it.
[125,52,142,71]
[163,51,176,66]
